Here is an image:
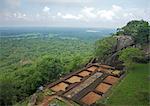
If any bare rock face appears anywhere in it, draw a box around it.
[91,35,135,69]
[104,52,124,70]
[28,94,37,106]
[115,35,134,51]
[104,35,134,69]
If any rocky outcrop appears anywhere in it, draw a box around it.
[90,35,136,70]
[103,35,134,69]
[28,94,37,106]
[115,35,135,51]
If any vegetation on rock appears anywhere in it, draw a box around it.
[116,20,150,44]
[95,20,149,106]
[119,47,144,68]
[94,20,149,65]
[95,36,117,62]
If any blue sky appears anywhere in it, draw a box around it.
[0,0,149,28]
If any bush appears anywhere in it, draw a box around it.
[0,55,64,106]
[116,20,150,45]
[119,47,144,68]
[95,36,117,61]
[0,76,18,105]
[35,55,64,83]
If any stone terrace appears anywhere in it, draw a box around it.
[38,63,125,106]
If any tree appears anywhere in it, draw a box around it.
[119,47,143,68]
[0,76,18,106]
[95,36,117,62]
[117,20,150,44]
[116,28,124,35]
[36,55,64,83]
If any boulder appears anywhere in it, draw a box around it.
[104,35,134,68]
[115,35,134,51]
[104,51,124,69]
[28,94,37,106]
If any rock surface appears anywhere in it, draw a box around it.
[115,35,134,51]
[99,35,134,69]
[28,94,37,106]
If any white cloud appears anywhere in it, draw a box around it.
[57,12,83,20]
[57,12,62,16]
[123,13,133,17]
[56,5,123,21]
[112,5,122,12]
[11,5,124,23]
[61,14,82,20]
[43,6,50,12]
[27,0,92,4]
[13,12,27,19]
[2,0,20,8]
[7,5,148,24]
[81,7,97,18]
[97,5,123,20]
[97,10,115,20]
[36,13,40,17]
[1,3,149,27]
[58,4,148,25]
[23,14,26,17]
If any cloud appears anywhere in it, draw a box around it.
[56,5,123,21]
[112,5,122,12]
[43,6,50,13]
[81,7,97,19]
[1,2,149,27]
[27,0,92,4]
[57,12,82,20]
[0,0,20,10]
[62,14,82,20]
[57,12,62,16]
[13,12,26,19]
[97,10,115,20]
[54,4,149,28]
[97,5,122,20]
[123,13,133,17]
[6,0,20,6]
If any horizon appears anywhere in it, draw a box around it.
[1,0,149,28]
[0,26,116,29]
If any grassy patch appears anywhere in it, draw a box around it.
[103,64,150,106]
[48,98,68,106]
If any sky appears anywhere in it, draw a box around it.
[0,0,150,28]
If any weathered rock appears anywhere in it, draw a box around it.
[92,35,144,68]
[104,51,124,69]
[28,94,37,106]
[103,35,134,68]
[115,35,134,51]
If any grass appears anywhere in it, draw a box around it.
[102,63,150,106]
[49,99,68,106]
[15,64,150,106]
[14,89,54,106]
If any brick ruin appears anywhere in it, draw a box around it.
[38,63,125,106]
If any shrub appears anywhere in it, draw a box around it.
[119,47,144,68]
[95,36,117,61]
[116,20,150,45]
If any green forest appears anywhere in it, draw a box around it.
[0,20,149,106]
[0,32,95,105]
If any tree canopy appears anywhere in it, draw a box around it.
[119,47,144,68]
[116,20,150,44]
[95,36,117,61]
